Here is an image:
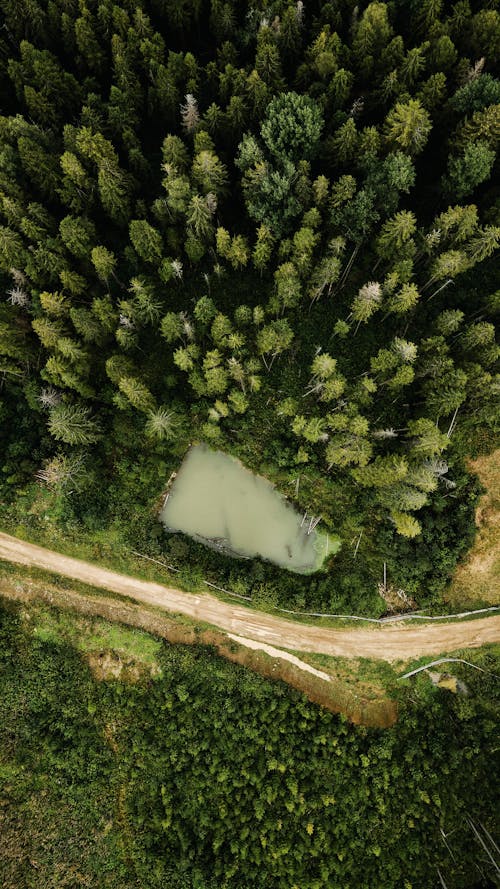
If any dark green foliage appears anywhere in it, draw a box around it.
[449,74,500,114]
[260,91,324,163]
[0,0,498,615]
[0,601,499,889]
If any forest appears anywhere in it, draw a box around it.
[0,0,498,613]
[0,4,499,886]
[1,598,499,889]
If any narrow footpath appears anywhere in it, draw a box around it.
[0,532,498,661]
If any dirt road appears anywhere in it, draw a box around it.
[0,532,499,661]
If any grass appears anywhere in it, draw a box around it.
[446,449,500,608]
[286,650,400,689]
[393,642,500,681]
[31,606,162,667]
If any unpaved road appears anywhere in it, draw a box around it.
[0,532,499,661]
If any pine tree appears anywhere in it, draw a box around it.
[466,227,500,265]
[211,313,232,347]
[271,263,302,314]
[228,235,249,269]
[194,296,217,326]
[59,151,93,212]
[0,227,28,271]
[353,455,408,488]
[423,366,468,417]
[427,250,469,286]
[391,511,422,538]
[228,389,249,414]
[180,94,200,133]
[443,141,496,199]
[59,215,96,258]
[203,349,229,395]
[145,407,179,441]
[255,39,284,91]
[17,136,60,198]
[260,91,324,163]
[330,119,358,166]
[353,1,394,76]
[351,282,382,325]
[461,321,496,352]
[326,434,372,469]
[48,403,100,445]
[256,319,294,370]
[434,205,478,245]
[245,70,269,120]
[70,307,106,345]
[292,227,318,275]
[398,43,426,85]
[97,164,131,227]
[187,195,214,241]
[382,483,428,512]
[387,282,420,314]
[32,316,64,350]
[118,376,156,413]
[377,212,417,260]
[453,104,500,153]
[161,312,183,343]
[161,135,189,172]
[173,346,195,372]
[191,150,228,197]
[435,309,464,336]
[91,246,116,283]
[308,250,343,302]
[129,220,163,264]
[126,278,160,326]
[252,224,274,272]
[384,99,432,154]
[39,291,68,317]
[417,73,447,111]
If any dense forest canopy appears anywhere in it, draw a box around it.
[0,0,498,612]
[1,600,499,889]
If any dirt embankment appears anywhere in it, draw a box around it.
[446,449,500,606]
[1,532,499,661]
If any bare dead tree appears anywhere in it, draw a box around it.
[37,387,62,409]
[180,94,200,133]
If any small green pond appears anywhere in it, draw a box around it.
[160,445,340,574]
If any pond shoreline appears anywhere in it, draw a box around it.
[160,444,340,574]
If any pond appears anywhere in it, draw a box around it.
[159,445,340,574]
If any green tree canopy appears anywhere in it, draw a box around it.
[260,91,324,163]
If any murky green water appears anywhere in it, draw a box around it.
[160,445,339,573]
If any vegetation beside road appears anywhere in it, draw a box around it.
[0,562,396,725]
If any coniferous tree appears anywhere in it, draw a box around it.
[48,403,100,445]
